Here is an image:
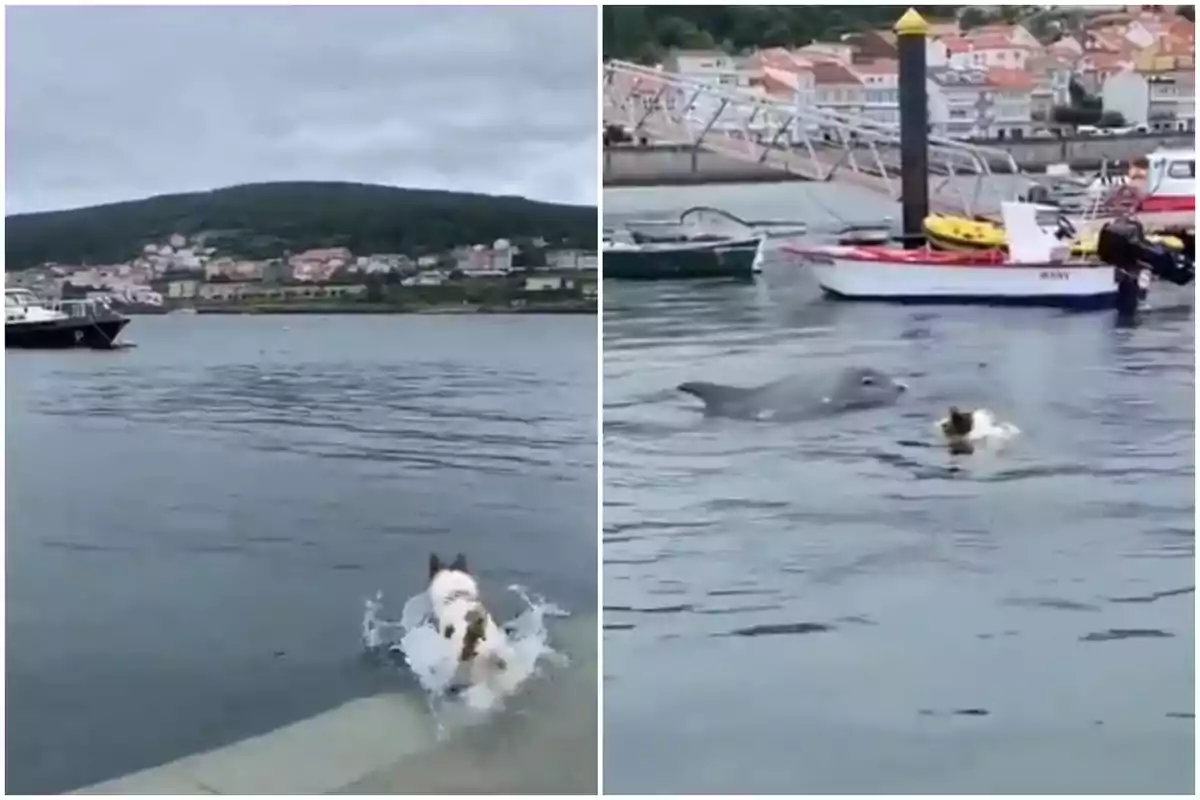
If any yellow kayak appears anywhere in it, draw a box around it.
[923,214,1183,256]
[922,214,1004,251]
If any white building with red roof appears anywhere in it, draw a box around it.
[945,32,1039,72]
[986,67,1035,138]
[811,60,865,117]
[851,58,900,126]
[927,67,996,139]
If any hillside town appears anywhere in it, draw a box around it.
[7,233,600,312]
[627,5,1194,141]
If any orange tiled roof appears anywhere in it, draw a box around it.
[1167,17,1195,39]
[1086,28,1128,52]
[629,75,665,95]
[759,47,814,72]
[942,35,971,54]
[854,58,898,75]
[1084,51,1134,71]
[987,66,1035,91]
[761,66,800,94]
[966,33,1013,49]
[1159,32,1194,55]
[811,60,863,86]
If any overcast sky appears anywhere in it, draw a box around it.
[6,5,598,214]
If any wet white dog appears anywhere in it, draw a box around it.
[427,553,513,695]
[937,406,1020,455]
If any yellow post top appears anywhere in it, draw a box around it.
[894,7,930,37]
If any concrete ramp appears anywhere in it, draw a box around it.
[73,615,597,795]
[338,621,597,795]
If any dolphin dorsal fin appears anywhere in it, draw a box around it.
[677,381,752,412]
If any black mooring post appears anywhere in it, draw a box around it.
[896,8,930,249]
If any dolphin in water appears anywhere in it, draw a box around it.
[678,366,908,422]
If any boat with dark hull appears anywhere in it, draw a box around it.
[622,206,808,243]
[603,234,765,280]
[6,288,131,349]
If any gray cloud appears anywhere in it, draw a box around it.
[6,5,598,213]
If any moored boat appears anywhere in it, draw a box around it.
[623,206,807,244]
[6,288,131,349]
[785,203,1194,310]
[1068,146,1196,231]
[603,233,766,280]
[1136,147,1195,215]
[789,245,1123,309]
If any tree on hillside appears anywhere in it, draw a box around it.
[602,6,961,62]
[1067,77,1102,111]
[959,7,988,30]
[5,183,597,272]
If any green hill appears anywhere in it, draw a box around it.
[603,6,962,63]
[5,182,597,271]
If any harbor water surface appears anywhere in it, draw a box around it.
[6,313,597,794]
[603,183,1195,794]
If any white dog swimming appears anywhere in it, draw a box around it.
[937,406,1020,455]
[427,553,513,694]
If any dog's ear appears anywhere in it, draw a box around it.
[450,553,468,573]
[946,407,972,436]
[429,553,442,579]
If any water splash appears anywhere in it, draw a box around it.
[362,584,568,723]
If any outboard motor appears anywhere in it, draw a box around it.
[1096,215,1195,318]
[1179,230,1195,265]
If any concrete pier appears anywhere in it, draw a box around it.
[73,615,597,795]
[602,134,1195,188]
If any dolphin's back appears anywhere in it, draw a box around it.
[677,381,759,417]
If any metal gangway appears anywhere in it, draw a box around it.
[604,59,1026,220]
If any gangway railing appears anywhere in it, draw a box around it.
[604,59,1026,219]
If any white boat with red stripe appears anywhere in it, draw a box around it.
[1136,147,1195,215]
[784,203,1193,311]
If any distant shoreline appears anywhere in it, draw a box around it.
[176,302,596,316]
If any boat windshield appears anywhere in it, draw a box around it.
[5,289,37,308]
[1148,152,1196,188]
[1166,159,1195,180]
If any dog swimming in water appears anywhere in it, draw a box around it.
[937,406,1020,455]
[427,553,512,693]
